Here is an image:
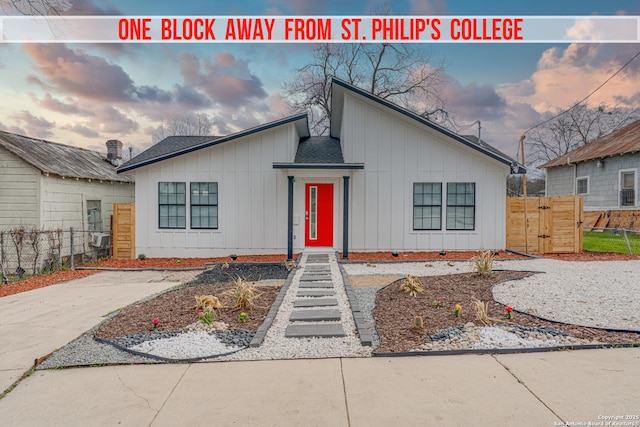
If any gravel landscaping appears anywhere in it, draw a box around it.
[34,254,640,368]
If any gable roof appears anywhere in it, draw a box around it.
[118,114,310,173]
[329,78,524,172]
[540,119,640,168]
[0,130,134,183]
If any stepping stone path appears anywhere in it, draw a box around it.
[285,253,346,339]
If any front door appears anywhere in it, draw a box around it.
[305,183,333,246]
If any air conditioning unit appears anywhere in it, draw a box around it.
[91,233,110,248]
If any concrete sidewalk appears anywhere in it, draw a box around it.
[0,348,638,426]
[0,270,198,392]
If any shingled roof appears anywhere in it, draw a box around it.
[294,136,344,163]
[0,130,134,183]
[540,119,640,168]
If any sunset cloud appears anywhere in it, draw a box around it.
[10,110,55,138]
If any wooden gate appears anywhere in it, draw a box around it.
[506,196,583,254]
[112,203,135,259]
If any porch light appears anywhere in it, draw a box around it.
[596,159,604,168]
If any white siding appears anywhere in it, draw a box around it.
[135,125,293,257]
[342,93,508,251]
[0,146,39,229]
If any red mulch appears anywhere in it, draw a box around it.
[0,270,100,298]
[342,250,526,262]
[85,254,296,269]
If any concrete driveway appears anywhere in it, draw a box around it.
[0,270,198,392]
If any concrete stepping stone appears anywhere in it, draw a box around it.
[300,274,332,281]
[294,298,337,307]
[290,309,341,322]
[285,324,345,338]
[306,255,329,263]
[299,281,334,289]
[305,265,330,271]
[297,290,336,297]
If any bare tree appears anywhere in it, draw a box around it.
[0,0,70,15]
[284,43,449,135]
[152,113,214,143]
[526,103,640,164]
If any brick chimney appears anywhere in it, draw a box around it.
[106,140,123,165]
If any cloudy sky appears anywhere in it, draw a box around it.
[1,0,639,161]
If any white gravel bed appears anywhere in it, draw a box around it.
[492,259,640,332]
[344,258,640,332]
[129,331,242,359]
[216,253,372,361]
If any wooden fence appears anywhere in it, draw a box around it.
[112,203,135,259]
[506,196,583,254]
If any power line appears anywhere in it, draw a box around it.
[522,49,640,137]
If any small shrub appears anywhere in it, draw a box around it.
[225,277,262,310]
[137,254,147,260]
[198,307,216,325]
[473,300,490,325]
[194,295,224,311]
[471,250,495,275]
[400,274,424,297]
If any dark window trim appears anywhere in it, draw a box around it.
[446,182,476,231]
[413,182,442,231]
[158,182,186,229]
[190,182,219,230]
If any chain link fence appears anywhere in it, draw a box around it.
[0,227,110,284]
[583,227,640,255]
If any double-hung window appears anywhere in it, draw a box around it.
[159,182,186,228]
[191,182,218,229]
[413,183,442,230]
[446,183,475,230]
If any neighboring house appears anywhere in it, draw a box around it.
[0,131,135,232]
[540,119,640,210]
[118,78,523,258]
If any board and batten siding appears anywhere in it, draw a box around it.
[135,124,296,257]
[40,176,135,231]
[0,146,40,230]
[340,93,509,251]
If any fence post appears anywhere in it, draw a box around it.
[623,229,632,255]
[70,227,75,270]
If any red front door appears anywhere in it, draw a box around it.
[305,183,333,246]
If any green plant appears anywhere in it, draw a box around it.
[238,312,249,323]
[455,304,462,317]
[198,307,216,324]
[471,250,495,275]
[505,306,515,319]
[473,300,490,325]
[400,274,423,297]
[439,250,446,256]
[225,277,262,310]
[152,317,159,329]
[432,297,442,308]
[230,254,238,261]
[137,254,147,260]
[413,314,424,330]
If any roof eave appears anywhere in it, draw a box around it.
[118,113,310,174]
[273,162,365,170]
[329,78,519,169]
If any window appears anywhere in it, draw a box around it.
[87,200,102,231]
[159,182,186,228]
[191,182,218,229]
[576,177,589,195]
[446,183,475,230]
[620,170,636,206]
[413,183,442,230]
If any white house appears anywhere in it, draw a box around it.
[118,79,522,259]
[0,132,135,232]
